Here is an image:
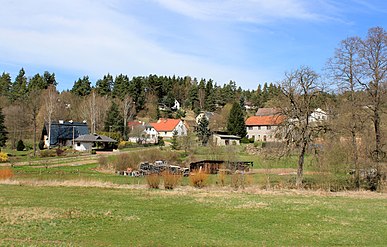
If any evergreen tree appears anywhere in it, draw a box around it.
[171,130,179,150]
[28,73,45,91]
[112,74,130,99]
[0,107,8,149]
[104,101,124,134]
[227,101,246,138]
[71,76,91,96]
[10,68,28,101]
[205,79,216,111]
[43,71,57,87]
[95,73,113,96]
[0,72,11,97]
[197,115,211,145]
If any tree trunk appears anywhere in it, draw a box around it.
[33,116,37,156]
[296,140,307,188]
[351,128,359,190]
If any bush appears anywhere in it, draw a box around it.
[112,153,137,171]
[91,149,96,155]
[56,148,65,156]
[38,140,45,150]
[240,137,250,144]
[146,174,161,189]
[40,149,56,157]
[0,152,8,162]
[162,171,181,190]
[0,168,13,180]
[189,170,209,188]
[98,156,109,169]
[16,140,25,151]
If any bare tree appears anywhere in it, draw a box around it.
[119,95,135,140]
[327,36,365,189]
[358,27,387,167]
[42,85,59,149]
[276,66,328,187]
[26,90,42,156]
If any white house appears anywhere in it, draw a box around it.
[195,112,214,124]
[73,134,117,151]
[150,118,187,139]
[212,133,241,146]
[309,108,328,123]
[171,99,181,111]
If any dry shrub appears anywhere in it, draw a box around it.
[189,170,209,188]
[162,171,181,190]
[113,153,139,171]
[98,156,109,169]
[218,171,227,187]
[0,152,8,162]
[0,168,13,180]
[146,174,161,189]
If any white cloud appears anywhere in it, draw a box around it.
[154,0,331,23]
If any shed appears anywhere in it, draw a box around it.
[189,160,253,174]
[74,134,117,151]
[42,121,89,148]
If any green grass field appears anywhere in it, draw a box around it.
[0,184,386,246]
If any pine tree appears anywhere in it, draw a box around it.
[28,73,45,92]
[95,73,113,96]
[10,68,28,101]
[0,107,8,149]
[197,115,211,145]
[227,101,246,138]
[0,72,11,97]
[104,101,124,134]
[71,76,91,96]
[171,130,179,150]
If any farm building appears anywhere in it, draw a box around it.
[189,160,253,174]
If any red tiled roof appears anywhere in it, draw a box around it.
[127,121,142,127]
[245,115,284,126]
[150,118,181,132]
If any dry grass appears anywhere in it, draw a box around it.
[0,168,13,180]
[146,174,161,189]
[189,170,209,188]
[162,171,181,190]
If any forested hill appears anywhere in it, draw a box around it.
[0,70,280,115]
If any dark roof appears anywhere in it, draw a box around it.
[74,134,117,143]
[255,108,281,116]
[43,121,89,146]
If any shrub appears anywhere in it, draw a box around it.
[98,156,109,169]
[0,152,8,162]
[240,137,250,144]
[90,149,96,155]
[146,174,161,189]
[189,170,209,188]
[16,140,25,151]
[217,171,227,186]
[40,149,56,157]
[0,168,13,180]
[112,153,138,171]
[38,140,45,150]
[56,148,65,156]
[162,171,181,190]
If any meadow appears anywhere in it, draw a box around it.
[0,146,386,246]
[0,184,386,246]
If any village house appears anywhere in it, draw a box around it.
[127,120,159,144]
[150,118,187,139]
[212,132,241,146]
[41,120,89,148]
[245,108,284,142]
[74,134,117,151]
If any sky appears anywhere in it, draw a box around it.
[1,0,387,91]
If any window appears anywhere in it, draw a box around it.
[267,126,271,130]
[258,126,261,130]
[225,140,230,145]
[77,142,80,146]
[165,132,167,135]
[248,126,253,130]
[263,135,267,142]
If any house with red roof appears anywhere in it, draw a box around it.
[150,118,187,139]
[245,113,285,142]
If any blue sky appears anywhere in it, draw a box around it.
[1,0,386,91]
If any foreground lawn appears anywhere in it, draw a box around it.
[0,184,386,246]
